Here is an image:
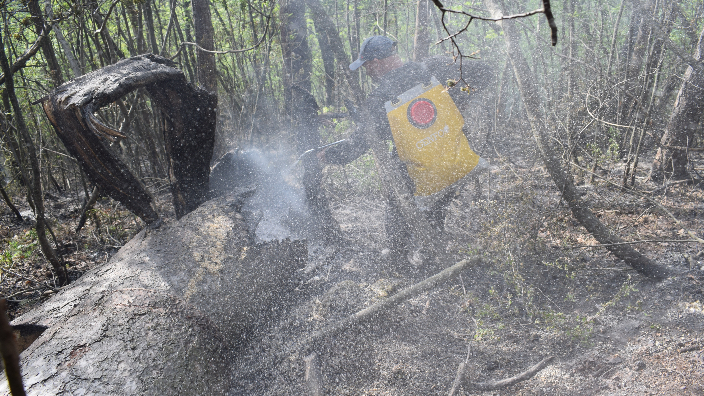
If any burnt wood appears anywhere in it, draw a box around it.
[42,54,216,223]
[2,195,306,395]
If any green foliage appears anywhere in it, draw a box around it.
[1,230,38,268]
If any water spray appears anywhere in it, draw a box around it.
[291,139,348,168]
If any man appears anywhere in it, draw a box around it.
[320,35,494,261]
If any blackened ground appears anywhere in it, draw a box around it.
[1,150,703,395]
[227,150,704,395]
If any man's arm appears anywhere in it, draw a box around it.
[319,123,370,165]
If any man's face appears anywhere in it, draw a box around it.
[363,58,385,82]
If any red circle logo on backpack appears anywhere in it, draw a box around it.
[407,98,437,129]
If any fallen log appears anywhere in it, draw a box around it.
[0,194,306,395]
[42,54,217,223]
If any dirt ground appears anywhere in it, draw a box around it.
[2,151,703,395]
[226,152,704,395]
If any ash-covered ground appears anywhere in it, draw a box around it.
[223,151,704,395]
[2,146,702,395]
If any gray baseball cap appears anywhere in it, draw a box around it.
[349,36,397,71]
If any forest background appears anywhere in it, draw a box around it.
[0,0,703,314]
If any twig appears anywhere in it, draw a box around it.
[678,343,702,354]
[300,257,483,353]
[174,14,271,57]
[572,239,701,249]
[0,299,27,396]
[470,356,554,391]
[448,362,467,396]
[304,353,324,396]
[4,287,48,300]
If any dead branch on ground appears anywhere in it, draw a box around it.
[300,257,483,353]
[449,356,555,395]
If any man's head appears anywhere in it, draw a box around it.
[349,36,397,70]
[350,36,402,81]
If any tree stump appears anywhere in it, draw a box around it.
[0,194,306,395]
[42,54,217,223]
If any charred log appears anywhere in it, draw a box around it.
[41,54,216,223]
[2,194,306,395]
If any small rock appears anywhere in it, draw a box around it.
[634,361,646,371]
[606,356,623,364]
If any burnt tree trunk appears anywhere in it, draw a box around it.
[1,195,306,395]
[42,54,216,223]
[649,26,704,182]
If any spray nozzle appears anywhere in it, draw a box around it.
[293,139,348,167]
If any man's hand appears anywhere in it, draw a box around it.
[316,148,328,164]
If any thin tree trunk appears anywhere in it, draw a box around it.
[649,26,704,182]
[281,0,342,244]
[143,0,160,54]
[47,0,82,77]
[413,0,432,61]
[305,0,364,103]
[126,1,146,54]
[191,0,218,93]
[606,0,627,76]
[27,0,64,86]
[0,31,68,285]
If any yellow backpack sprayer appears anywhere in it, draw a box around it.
[385,76,480,196]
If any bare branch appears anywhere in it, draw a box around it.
[93,0,120,35]
[430,1,558,90]
[172,14,272,58]
[0,28,48,86]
